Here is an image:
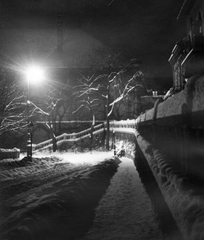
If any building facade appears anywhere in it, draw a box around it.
[169,0,204,92]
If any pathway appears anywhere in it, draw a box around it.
[83,157,163,240]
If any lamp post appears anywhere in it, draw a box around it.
[106,83,110,151]
[25,65,45,159]
[26,79,32,159]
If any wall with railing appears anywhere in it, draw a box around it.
[134,75,204,240]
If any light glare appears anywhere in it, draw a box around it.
[26,66,45,84]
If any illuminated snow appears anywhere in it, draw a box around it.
[31,150,114,165]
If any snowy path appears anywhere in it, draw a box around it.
[83,157,163,240]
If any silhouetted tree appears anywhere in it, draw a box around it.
[0,69,25,137]
[30,79,73,151]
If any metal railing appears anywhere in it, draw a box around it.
[33,120,137,153]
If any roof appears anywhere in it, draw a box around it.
[177,0,204,19]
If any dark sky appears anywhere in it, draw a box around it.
[0,0,187,79]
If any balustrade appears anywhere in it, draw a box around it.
[32,121,136,153]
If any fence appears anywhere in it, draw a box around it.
[33,120,137,153]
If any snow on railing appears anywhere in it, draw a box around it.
[0,148,20,160]
[33,120,136,152]
[33,123,106,152]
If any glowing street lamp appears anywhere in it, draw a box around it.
[25,66,45,85]
[25,65,45,159]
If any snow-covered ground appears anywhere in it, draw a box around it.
[0,151,119,240]
[83,157,163,240]
[0,150,180,240]
[33,151,114,165]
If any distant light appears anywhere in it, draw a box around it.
[25,65,45,84]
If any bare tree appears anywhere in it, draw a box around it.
[0,66,75,150]
[0,69,26,137]
[73,61,146,150]
[29,79,73,151]
[109,70,147,119]
[72,73,107,150]
[73,73,105,117]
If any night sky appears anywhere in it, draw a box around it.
[0,0,187,80]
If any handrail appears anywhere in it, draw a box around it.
[33,123,105,152]
[33,120,136,153]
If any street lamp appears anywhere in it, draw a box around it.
[25,65,45,159]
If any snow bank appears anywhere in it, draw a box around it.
[137,134,204,240]
[0,148,20,160]
[0,154,121,240]
[155,75,204,119]
[33,151,114,165]
[0,156,63,180]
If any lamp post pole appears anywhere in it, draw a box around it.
[25,65,45,159]
[26,78,32,159]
